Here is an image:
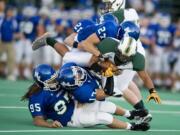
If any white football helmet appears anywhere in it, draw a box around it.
[118,36,137,57]
[102,0,126,13]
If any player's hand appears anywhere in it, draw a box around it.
[102,66,114,77]
[146,88,161,104]
[99,59,121,77]
[51,121,63,128]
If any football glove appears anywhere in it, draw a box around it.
[146,88,161,104]
[99,59,121,77]
[102,66,114,77]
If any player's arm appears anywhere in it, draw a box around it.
[29,101,63,128]
[132,43,161,104]
[64,33,77,47]
[138,71,155,90]
[138,70,161,104]
[33,116,63,128]
[96,89,109,100]
[73,84,108,103]
[78,33,101,57]
[29,96,63,128]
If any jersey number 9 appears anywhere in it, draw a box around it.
[54,100,67,115]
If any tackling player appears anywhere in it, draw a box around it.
[21,64,150,131]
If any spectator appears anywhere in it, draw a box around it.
[172,18,180,92]
[0,6,19,81]
[140,15,155,72]
[15,5,38,79]
[0,0,5,77]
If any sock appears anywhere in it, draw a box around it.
[126,122,132,130]
[123,110,131,118]
[46,37,58,48]
[134,100,145,110]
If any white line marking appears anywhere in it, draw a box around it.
[0,106,27,109]
[0,94,20,97]
[150,110,180,114]
[0,129,180,133]
[0,106,180,114]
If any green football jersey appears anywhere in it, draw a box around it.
[111,9,139,25]
[112,9,125,23]
[97,38,145,71]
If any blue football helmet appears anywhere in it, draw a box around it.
[58,63,87,90]
[74,19,95,33]
[98,13,118,24]
[120,21,140,40]
[33,64,59,91]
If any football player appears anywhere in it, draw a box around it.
[21,64,150,131]
[148,13,176,88]
[100,0,139,25]
[15,5,38,79]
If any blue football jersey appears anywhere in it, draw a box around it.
[71,69,102,103]
[76,24,97,42]
[76,21,119,42]
[140,26,155,49]
[154,24,176,47]
[95,21,119,40]
[19,15,39,41]
[28,89,75,126]
[73,19,95,33]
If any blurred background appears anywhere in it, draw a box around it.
[0,0,179,92]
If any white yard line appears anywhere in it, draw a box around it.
[0,94,20,97]
[0,129,180,133]
[0,106,27,109]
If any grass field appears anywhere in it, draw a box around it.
[0,79,180,135]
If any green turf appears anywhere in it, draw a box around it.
[0,79,180,135]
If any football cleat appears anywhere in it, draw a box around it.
[130,122,150,131]
[128,109,152,123]
[128,109,148,120]
[136,113,152,124]
[32,32,50,50]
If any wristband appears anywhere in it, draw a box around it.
[73,41,78,48]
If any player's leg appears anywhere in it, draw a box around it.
[113,70,146,110]
[108,118,150,131]
[79,100,149,122]
[14,40,24,79]
[63,50,93,67]
[151,45,163,88]
[128,81,142,99]
[162,50,172,89]
[24,39,33,79]
[32,33,69,57]
[51,47,62,69]
[6,42,16,80]
[68,103,150,131]
[32,33,98,67]
[113,70,152,122]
